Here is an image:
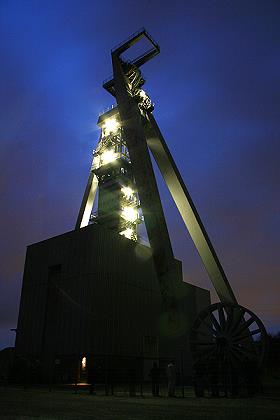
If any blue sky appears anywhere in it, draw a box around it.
[0,0,280,348]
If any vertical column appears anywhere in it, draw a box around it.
[111,54,178,307]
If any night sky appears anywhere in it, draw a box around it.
[1,0,279,350]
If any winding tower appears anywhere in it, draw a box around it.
[76,28,268,385]
[15,30,267,389]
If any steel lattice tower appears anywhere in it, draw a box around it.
[76,31,268,373]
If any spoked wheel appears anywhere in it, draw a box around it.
[190,303,268,397]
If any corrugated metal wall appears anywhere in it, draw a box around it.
[15,224,210,374]
[16,225,161,357]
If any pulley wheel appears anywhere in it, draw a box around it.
[190,302,268,368]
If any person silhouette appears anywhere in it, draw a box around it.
[166,361,176,397]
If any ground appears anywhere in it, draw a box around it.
[0,382,279,420]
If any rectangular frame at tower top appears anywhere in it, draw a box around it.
[103,28,160,96]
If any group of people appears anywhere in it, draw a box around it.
[193,356,261,398]
[149,361,176,397]
[88,359,178,397]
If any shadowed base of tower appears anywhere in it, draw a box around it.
[15,223,210,383]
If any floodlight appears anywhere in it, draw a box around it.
[101,149,117,165]
[121,206,138,222]
[104,118,119,135]
[120,228,133,239]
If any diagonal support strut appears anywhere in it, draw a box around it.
[144,113,237,305]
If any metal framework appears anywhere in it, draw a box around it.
[76,30,267,387]
[76,28,236,306]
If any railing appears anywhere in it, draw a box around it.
[98,104,117,116]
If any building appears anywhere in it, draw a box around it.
[15,29,212,385]
[15,223,210,383]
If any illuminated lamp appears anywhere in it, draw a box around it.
[121,206,138,222]
[139,89,147,98]
[101,149,117,165]
[121,186,134,199]
[81,356,86,370]
[103,117,119,135]
[120,228,133,239]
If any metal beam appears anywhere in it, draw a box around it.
[103,28,160,97]
[112,28,159,57]
[145,113,237,305]
[111,53,179,306]
[75,170,98,229]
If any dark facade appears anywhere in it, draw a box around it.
[15,223,210,382]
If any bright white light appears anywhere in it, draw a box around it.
[120,228,133,239]
[121,206,138,222]
[121,186,134,199]
[103,118,119,135]
[139,89,147,98]
[101,149,117,165]
[82,357,86,369]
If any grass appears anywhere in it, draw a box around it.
[0,382,279,420]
